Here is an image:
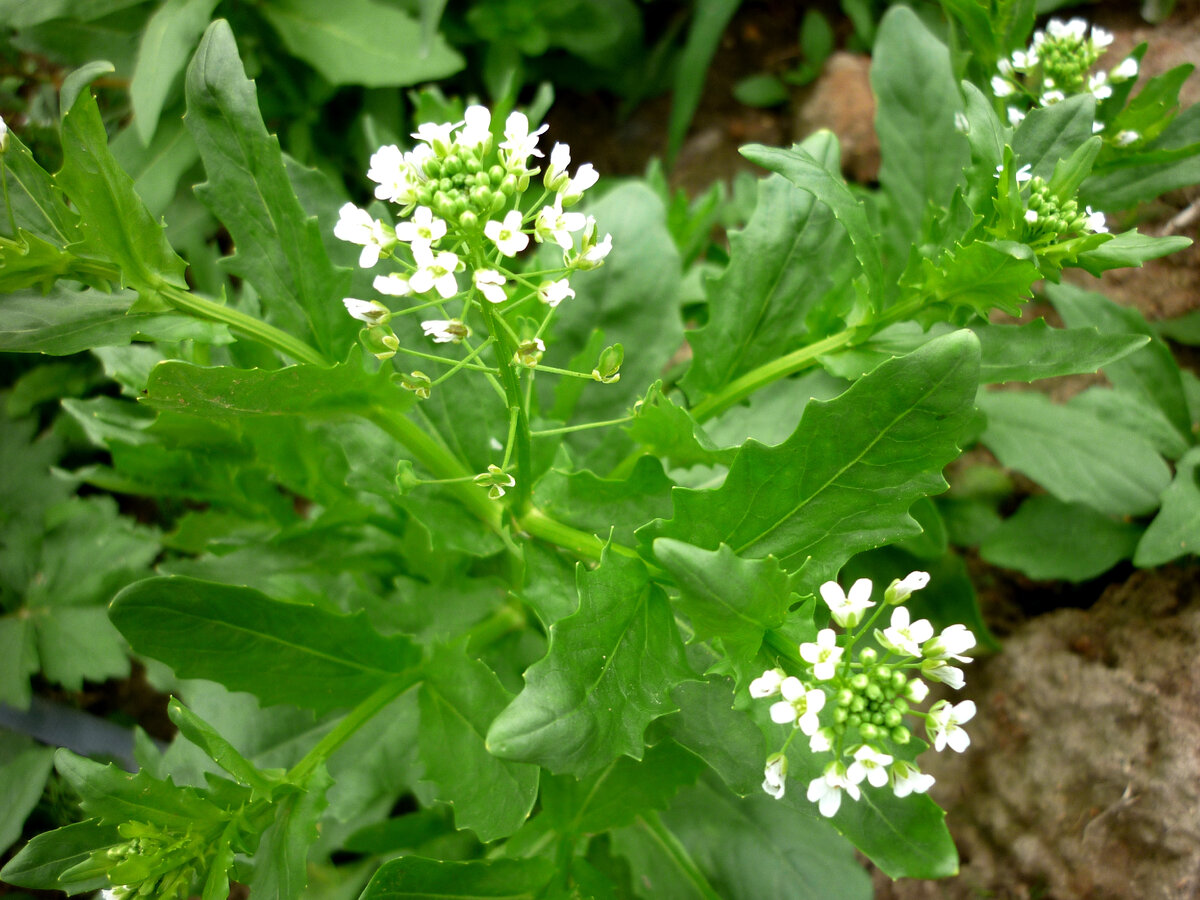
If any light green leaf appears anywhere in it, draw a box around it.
[533,456,674,547]
[912,240,1040,318]
[625,384,734,469]
[1069,386,1190,460]
[360,857,555,900]
[683,131,850,396]
[168,700,283,796]
[36,606,131,693]
[0,818,118,894]
[248,767,333,900]
[668,0,742,163]
[418,646,540,842]
[110,113,201,217]
[1135,446,1200,566]
[487,551,693,777]
[871,6,967,239]
[0,731,56,854]
[1081,105,1200,209]
[185,20,350,359]
[0,618,39,708]
[1074,230,1193,276]
[0,129,79,244]
[131,0,219,144]
[979,390,1171,517]
[1013,94,1096,181]
[644,331,981,585]
[980,495,1143,581]
[109,576,422,714]
[261,0,464,87]
[973,318,1151,383]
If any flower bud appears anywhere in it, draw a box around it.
[850,673,869,691]
[836,689,854,707]
[858,647,878,664]
[592,344,623,383]
[875,665,892,682]
[884,708,903,728]
[891,725,912,744]
[399,370,432,400]
[859,722,879,740]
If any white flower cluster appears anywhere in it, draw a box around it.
[991,17,1138,143]
[994,161,1108,240]
[749,574,977,817]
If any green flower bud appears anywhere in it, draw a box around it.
[833,707,849,724]
[892,697,909,715]
[458,210,479,231]
[865,683,883,701]
[846,713,861,727]
[891,725,912,745]
[850,673,869,691]
[443,155,462,176]
[488,165,506,185]
[500,174,518,195]
[892,671,908,692]
[592,343,623,383]
[875,665,892,682]
[859,647,878,664]
[836,688,854,707]
[850,695,867,713]
[884,708,903,728]
[860,722,879,740]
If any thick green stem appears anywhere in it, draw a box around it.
[636,812,723,900]
[518,508,642,563]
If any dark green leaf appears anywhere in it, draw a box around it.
[1013,94,1096,181]
[110,576,422,713]
[0,818,118,893]
[973,318,1151,383]
[249,767,333,900]
[168,700,283,796]
[658,674,765,797]
[0,130,79,244]
[487,551,693,777]
[1074,230,1192,276]
[1135,446,1200,566]
[130,0,220,144]
[0,732,56,854]
[913,240,1040,318]
[360,857,555,900]
[624,384,734,469]
[533,456,674,547]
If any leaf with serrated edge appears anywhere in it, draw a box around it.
[974,319,1150,384]
[0,818,118,894]
[487,551,693,777]
[248,766,332,900]
[533,455,674,547]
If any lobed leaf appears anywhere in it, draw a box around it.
[130,0,220,144]
[1135,446,1200,566]
[973,318,1150,384]
[533,455,674,547]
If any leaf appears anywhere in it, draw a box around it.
[653,541,793,684]
[979,390,1171,517]
[130,0,219,144]
[185,20,350,359]
[418,646,540,842]
[644,331,981,585]
[913,240,1040,318]
[54,86,189,303]
[973,318,1151,383]
[683,131,851,396]
[486,551,693,777]
[248,767,333,900]
[1069,386,1190,460]
[533,455,674,547]
[1081,106,1200,209]
[624,384,734,469]
[109,576,422,714]
[1135,446,1200,566]
[168,700,283,796]
[979,495,1143,581]
[360,857,555,900]
[668,0,742,163]
[733,74,789,107]
[0,617,39,708]
[658,674,765,797]
[739,141,884,312]
[0,286,229,354]
[260,0,464,87]
[1013,94,1096,181]
[0,732,56,854]
[1073,230,1192,276]
[871,5,967,239]
[0,129,79,244]
[0,818,118,894]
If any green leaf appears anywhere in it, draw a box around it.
[624,384,734,469]
[0,129,79,244]
[185,19,350,359]
[979,390,1171,517]
[979,495,1143,581]
[130,0,219,144]
[683,131,851,396]
[168,700,283,796]
[260,0,464,87]
[1081,106,1200,209]
[249,767,333,900]
[533,456,674,547]
[1069,386,1190,460]
[0,286,230,354]
[54,85,189,302]
[0,732,56,854]
[110,115,201,217]
[668,0,742,163]
[1135,446,1200,566]
[109,576,422,714]
[653,541,793,684]
[913,240,1040,318]
[418,646,540,842]
[1013,94,1096,181]
[732,74,789,107]
[739,141,883,312]
[487,551,693,777]
[645,331,981,585]
[1047,282,1193,446]
[973,318,1151,383]
[0,818,119,894]
[1074,230,1192,276]
[871,5,967,239]
[360,857,555,900]
[658,674,765,797]
[0,617,39,708]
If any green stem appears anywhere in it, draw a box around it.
[531,415,634,437]
[518,508,642,563]
[636,813,723,900]
[763,629,805,668]
[396,345,499,373]
[479,298,533,511]
[532,363,595,380]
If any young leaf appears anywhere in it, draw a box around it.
[110,576,422,714]
[1134,446,1200,566]
[486,550,693,777]
[360,857,555,900]
[248,767,333,900]
[168,700,284,796]
[979,390,1171,517]
[1013,94,1096,180]
[973,319,1150,383]
[418,646,540,842]
[912,239,1040,318]
[0,818,118,894]
[0,130,79,244]
[130,0,220,144]
[624,383,735,469]
[644,331,981,586]
[1073,231,1193,276]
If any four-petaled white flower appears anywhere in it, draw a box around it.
[334,203,393,269]
[1008,107,1026,127]
[890,760,936,798]
[1011,49,1038,70]
[991,75,1014,98]
[1084,205,1108,233]
[564,163,599,201]
[921,659,966,690]
[1042,89,1066,104]
[410,244,461,298]
[886,570,930,604]
[877,607,934,658]
[769,676,826,734]
[395,206,447,247]
[544,142,572,191]
[535,198,587,249]
[1112,57,1139,82]
[412,120,461,153]
[1090,25,1114,49]
[342,297,390,325]
[809,727,833,753]
[820,577,875,628]
[538,278,575,308]
[923,624,976,662]
[927,699,976,752]
[1089,72,1112,100]
[749,667,785,699]
[499,111,548,163]
[421,318,470,344]
[799,629,843,681]
[762,753,787,800]
[807,762,860,818]
[905,677,929,703]
[368,145,417,204]
[374,273,412,296]
[847,745,894,788]
[484,210,530,257]
[456,105,492,149]
[1047,18,1087,41]
[1024,209,1040,225]
[474,269,508,304]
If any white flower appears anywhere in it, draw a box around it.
[395,206,446,247]
[374,272,413,296]
[1084,205,1109,233]
[997,58,1013,76]
[799,629,843,681]
[342,297,390,325]
[1093,120,1107,134]
[847,745,894,788]
[927,699,976,752]
[564,163,599,201]
[923,624,976,662]
[334,203,393,269]
[1090,25,1114,50]
[820,577,875,628]
[809,727,834,753]
[991,75,1015,98]
[953,111,970,134]
[995,163,1032,183]
[1008,106,1027,128]
[499,111,548,163]
[1112,57,1139,81]
[575,218,613,269]
[1024,208,1040,224]
[749,667,785,699]
[769,676,826,735]
[457,105,492,149]
[0,114,8,152]
[1042,89,1066,104]
[890,760,935,798]
[368,144,416,204]
[1089,72,1113,100]
[543,142,572,191]
[412,120,461,153]
[484,209,530,257]
[534,198,587,249]
[877,607,934,658]
[762,754,787,800]
[1047,18,1087,41]
[410,244,461,298]
[807,762,860,818]
[538,278,575,308]
[474,269,508,304]
[921,659,966,690]
[1011,49,1038,70]
[421,318,470,344]
[1115,130,1140,147]
[905,677,929,703]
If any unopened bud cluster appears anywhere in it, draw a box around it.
[750,573,977,817]
[994,162,1108,244]
[88,821,215,900]
[991,17,1139,145]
